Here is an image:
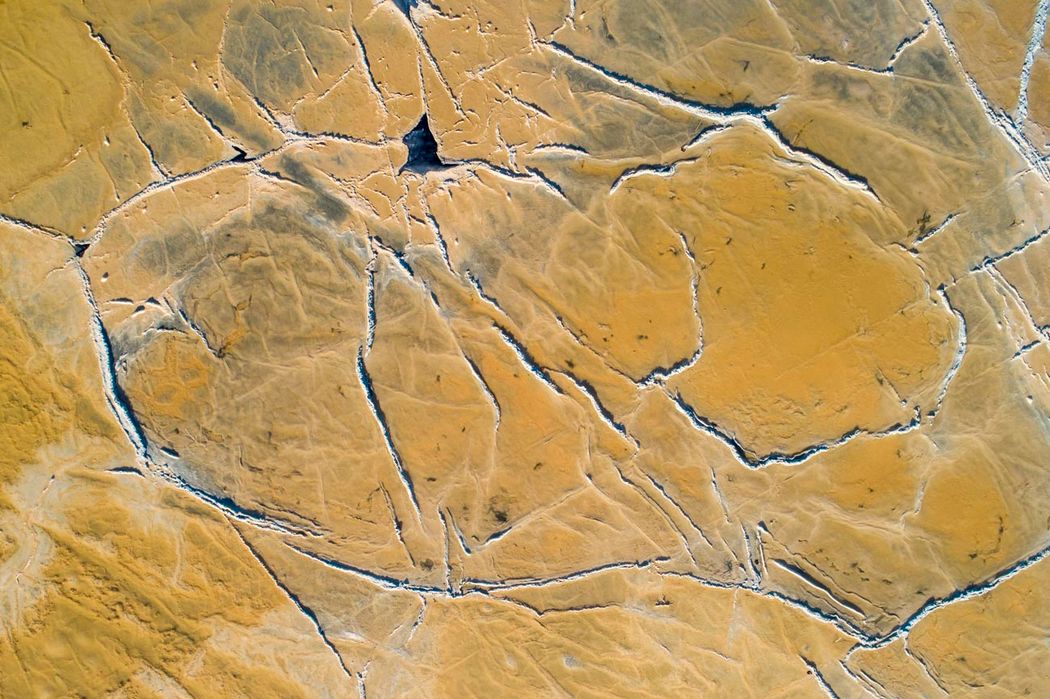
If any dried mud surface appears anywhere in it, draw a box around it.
[1,0,1049,696]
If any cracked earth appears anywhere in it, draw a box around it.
[1,0,1050,696]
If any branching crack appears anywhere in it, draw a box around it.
[544,41,879,200]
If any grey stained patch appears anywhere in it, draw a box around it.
[221,3,347,109]
[274,154,351,223]
[176,196,367,361]
[773,0,925,67]
[549,62,705,159]
[184,87,275,152]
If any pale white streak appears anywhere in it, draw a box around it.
[923,0,1050,183]
[1017,0,1050,122]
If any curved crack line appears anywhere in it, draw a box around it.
[462,354,501,428]
[287,541,441,596]
[84,21,168,180]
[838,659,891,699]
[161,469,326,538]
[79,130,393,249]
[798,21,930,79]
[74,261,147,457]
[609,125,729,194]
[861,540,1050,650]
[668,283,966,468]
[670,390,923,469]
[77,251,357,684]
[637,233,704,386]
[0,213,68,243]
[76,258,329,539]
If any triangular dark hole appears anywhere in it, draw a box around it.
[402,115,451,174]
[391,0,417,18]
